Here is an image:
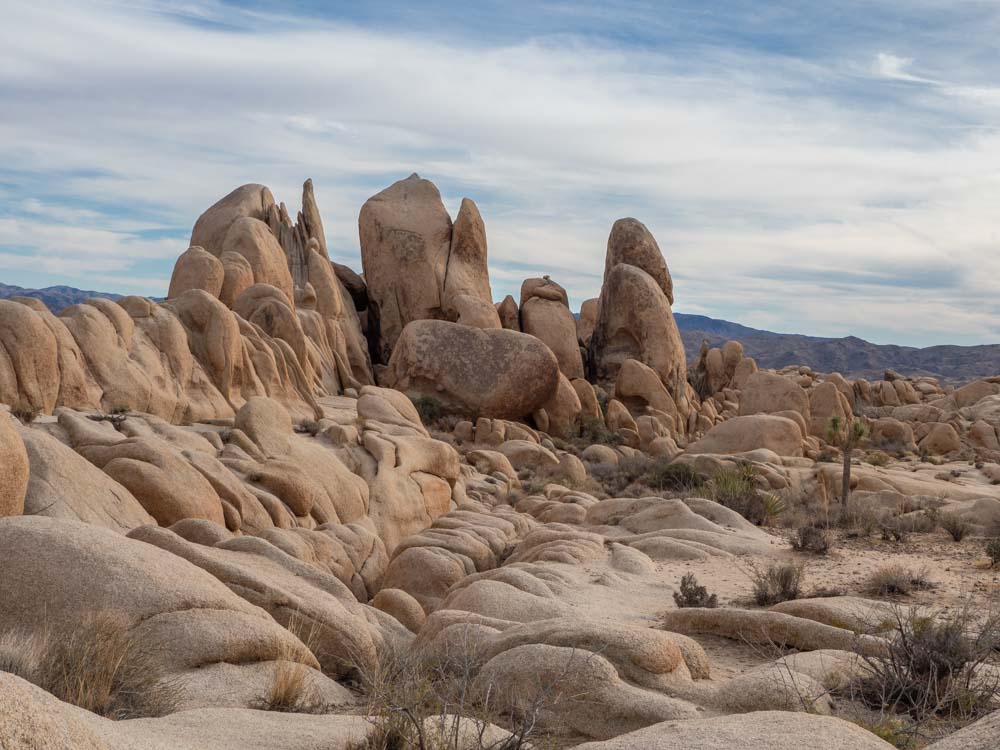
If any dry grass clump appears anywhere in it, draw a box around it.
[847,603,1000,736]
[0,611,179,719]
[255,613,333,715]
[673,573,718,609]
[790,525,834,554]
[987,538,1000,567]
[578,417,622,447]
[865,565,934,597]
[349,633,554,750]
[938,513,971,542]
[865,451,891,467]
[745,561,804,606]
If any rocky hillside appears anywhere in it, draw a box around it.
[677,313,1000,383]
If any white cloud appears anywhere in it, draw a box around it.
[0,1,998,345]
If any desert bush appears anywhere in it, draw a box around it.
[9,403,39,424]
[865,451,891,467]
[578,417,622,447]
[350,632,554,749]
[865,565,933,597]
[986,538,1000,567]
[0,611,179,719]
[839,504,880,537]
[848,603,1000,724]
[587,454,653,497]
[790,525,833,554]
[645,461,703,492]
[673,573,718,609]
[746,562,804,606]
[410,396,443,426]
[295,419,322,437]
[698,466,783,525]
[939,514,971,542]
[109,404,131,415]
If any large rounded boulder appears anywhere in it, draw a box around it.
[383,320,560,419]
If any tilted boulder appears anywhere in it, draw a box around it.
[167,246,225,300]
[589,220,686,400]
[382,320,560,419]
[443,198,500,328]
[687,414,804,457]
[519,277,584,379]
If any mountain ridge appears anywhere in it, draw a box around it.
[1,282,995,383]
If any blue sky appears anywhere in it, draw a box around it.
[2,1,999,346]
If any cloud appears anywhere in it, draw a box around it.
[0,1,999,345]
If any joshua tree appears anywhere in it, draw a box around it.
[827,415,868,505]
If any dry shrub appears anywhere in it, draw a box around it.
[939,514,971,542]
[673,573,718,608]
[578,418,622,447]
[987,538,1000,567]
[586,454,653,497]
[0,611,179,719]
[865,565,934,597]
[847,603,1000,729]
[349,630,556,749]
[790,525,833,554]
[256,613,331,715]
[410,396,443,426]
[745,562,804,606]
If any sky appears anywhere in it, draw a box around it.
[2,1,999,347]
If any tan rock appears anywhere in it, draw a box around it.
[739,371,810,423]
[0,414,29,517]
[605,218,673,303]
[359,174,452,362]
[687,414,803,457]
[383,320,560,419]
[168,246,225,300]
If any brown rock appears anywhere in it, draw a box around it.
[167,246,225,300]
[0,414,29,517]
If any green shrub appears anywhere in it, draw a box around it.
[9,403,39,424]
[865,451,891,467]
[673,573,718,609]
[580,417,622,446]
[699,466,783,525]
[409,396,442,425]
[645,461,703,492]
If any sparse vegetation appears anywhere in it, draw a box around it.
[865,565,933,597]
[644,461,703,492]
[986,538,1000,567]
[698,465,783,526]
[673,573,718,609]
[826,416,869,505]
[295,419,322,436]
[9,403,39,424]
[848,603,1000,728]
[0,611,179,719]
[790,525,833,554]
[410,396,443,426]
[579,417,622,447]
[939,513,971,542]
[746,561,804,606]
[349,629,557,749]
[865,451,891,467]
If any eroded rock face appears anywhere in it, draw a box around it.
[519,277,584,380]
[383,320,560,419]
[0,414,29,517]
[687,414,804,457]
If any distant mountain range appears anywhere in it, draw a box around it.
[675,313,1000,384]
[0,282,124,311]
[1,282,996,383]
